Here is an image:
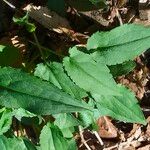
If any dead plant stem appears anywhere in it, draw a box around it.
[79,126,91,150]
[115,8,123,26]
[93,131,104,146]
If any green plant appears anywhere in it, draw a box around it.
[0,23,150,149]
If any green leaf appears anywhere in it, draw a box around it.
[87,24,150,65]
[61,128,73,138]
[79,111,95,127]
[93,85,146,125]
[23,138,37,150]
[40,123,68,150]
[0,45,21,67]
[0,67,90,115]
[87,24,150,49]
[13,108,36,121]
[13,14,36,32]
[25,22,36,33]
[35,63,61,89]
[34,62,87,100]
[67,138,77,150]
[54,113,80,129]
[79,99,101,127]
[0,135,36,150]
[54,113,80,138]
[35,62,87,137]
[109,61,136,77]
[63,47,120,96]
[0,108,12,135]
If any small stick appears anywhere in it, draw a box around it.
[33,32,47,63]
[79,126,91,150]
[29,40,65,57]
[103,144,118,150]
[2,0,16,9]
[115,8,123,25]
[128,15,135,23]
[93,131,104,146]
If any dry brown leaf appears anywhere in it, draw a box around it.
[97,116,118,139]
[146,116,150,137]
[128,124,141,139]
[11,36,26,54]
[137,144,150,150]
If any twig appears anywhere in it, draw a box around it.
[128,15,135,23]
[142,107,150,112]
[29,40,65,58]
[115,8,123,26]
[79,126,91,150]
[2,0,16,9]
[103,144,118,150]
[93,131,104,146]
[33,32,47,63]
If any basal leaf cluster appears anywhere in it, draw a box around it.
[0,24,149,149]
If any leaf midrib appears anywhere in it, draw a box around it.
[96,35,150,50]
[69,58,119,95]
[0,84,89,110]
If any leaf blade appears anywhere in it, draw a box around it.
[93,85,146,125]
[0,108,12,135]
[34,62,87,100]
[40,123,68,150]
[109,61,136,77]
[63,47,120,96]
[87,24,150,65]
[0,67,90,115]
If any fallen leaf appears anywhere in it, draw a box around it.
[97,116,118,138]
[146,116,150,137]
[137,144,150,150]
